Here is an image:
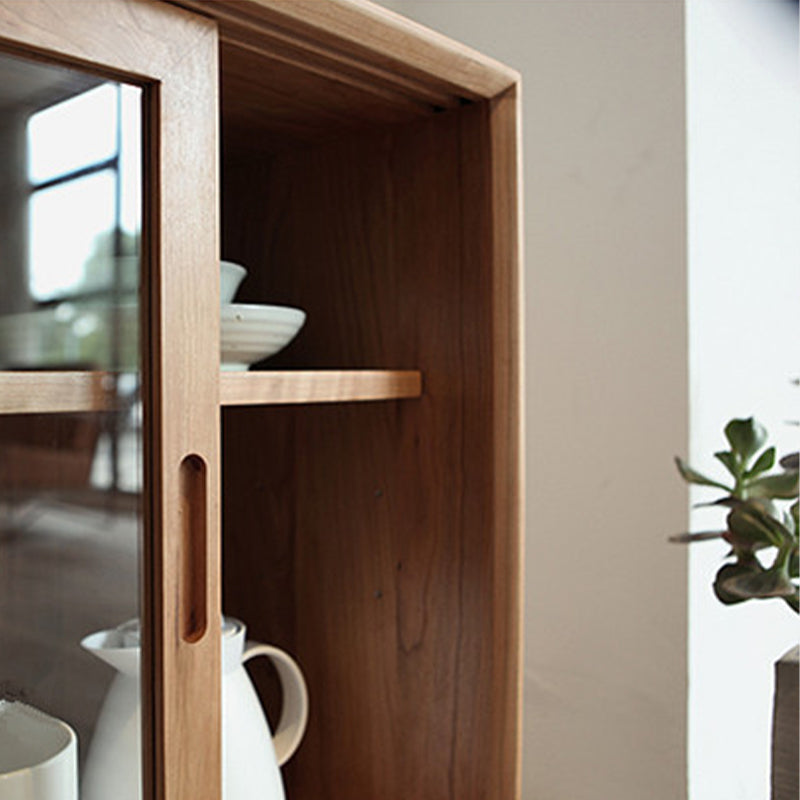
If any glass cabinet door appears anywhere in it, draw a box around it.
[0,3,221,799]
[0,51,145,799]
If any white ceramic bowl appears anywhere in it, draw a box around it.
[0,701,78,800]
[220,261,248,304]
[220,303,306,371]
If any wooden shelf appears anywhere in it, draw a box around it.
[0,369,422,414]
[220,369,422,406]
[0,371,116,414]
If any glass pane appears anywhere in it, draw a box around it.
[0,50,144,797]
[27,83,118,185]
[29,169,117,300]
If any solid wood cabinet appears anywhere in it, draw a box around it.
[0,1,522,798]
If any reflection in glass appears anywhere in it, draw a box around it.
[27,83,119,186]
[29,169,118,301]
[0,74,140,368]
[0,47,143,786]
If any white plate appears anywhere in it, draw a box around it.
[221,303,306,370]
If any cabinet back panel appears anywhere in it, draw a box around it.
[221,103,516,799]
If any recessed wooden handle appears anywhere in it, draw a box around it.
[179,454,208,644]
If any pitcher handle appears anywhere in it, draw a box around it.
[242,642,309,766]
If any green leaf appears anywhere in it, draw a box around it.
[714,450,740,479]
[782,593,799,614]
[668,531,726,544]
[713,563,759,605]
[784,504,798,537]
[692,497,742,509]
[716,561,796,600]
[747,503,792,539]
[726,506,782,550]
[674,457,731,492]
[780,452,799,471]
[744,447,776,478]
[746,471,799,500]
[724,418,768,465]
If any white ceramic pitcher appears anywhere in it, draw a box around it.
[80,617,308,800]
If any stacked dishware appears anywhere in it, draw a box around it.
[220,261,305,371]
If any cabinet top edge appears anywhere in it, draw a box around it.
[165,0,520,100]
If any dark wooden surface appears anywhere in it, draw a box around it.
[173,0,518,157]
[772,645,799,800]
[221,100,520,800]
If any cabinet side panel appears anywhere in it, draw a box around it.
[222,103,518,799]
[488,85,524,800]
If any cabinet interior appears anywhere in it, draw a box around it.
[218,29,509,800]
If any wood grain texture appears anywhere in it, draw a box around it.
[139,8,222,800]
[0,3,222,799]
[1,5,522,798]
[173,0,518,97]
[488,85,524,800]
[169,0,519,154]
[0,0,211,86]
[221,97,521,799]
[0,372,115,415]
[220,370,422,406]
[218,37,430,154]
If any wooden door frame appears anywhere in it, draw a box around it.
[0,3,221,799]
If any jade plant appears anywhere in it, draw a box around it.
[672,417,799,613]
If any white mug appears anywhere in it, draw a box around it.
[0,701,78,800]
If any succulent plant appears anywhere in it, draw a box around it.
[672,417,799,613]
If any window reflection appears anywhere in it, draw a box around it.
[26,82,141,305]
[27,83,118,186]
[0,78,141,370]
[29,170,118,301]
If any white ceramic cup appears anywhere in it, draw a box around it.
[221,261,247,304]
[0,701,78,800]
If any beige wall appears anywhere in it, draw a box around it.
[376,2,689,798]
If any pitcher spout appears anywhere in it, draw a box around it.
[81,621,140,677]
